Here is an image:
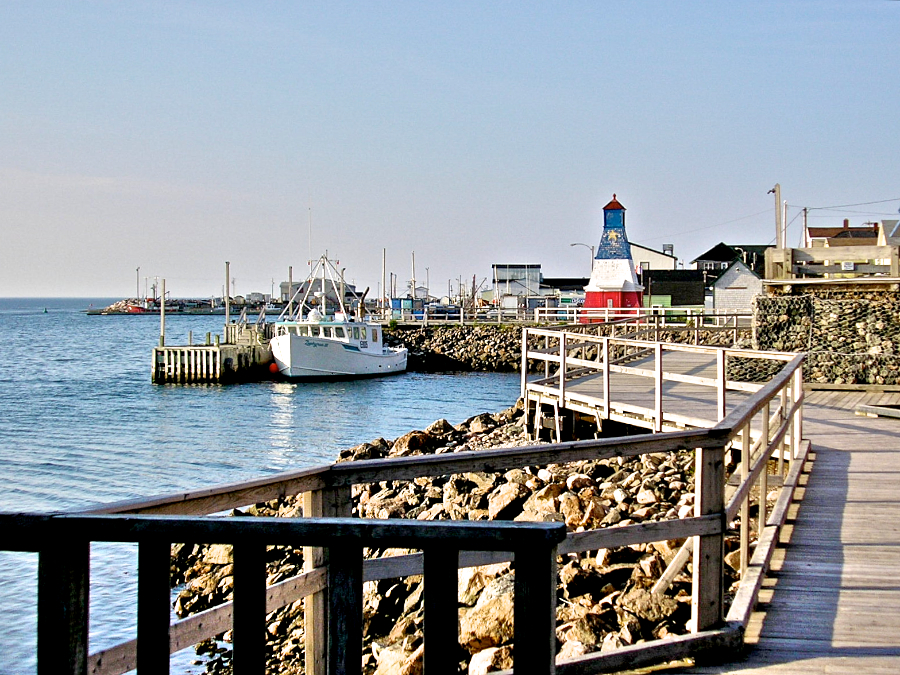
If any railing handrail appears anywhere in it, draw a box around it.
[0,513,566,552]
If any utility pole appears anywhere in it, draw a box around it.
[225,261,231,326]
[769,183,783,249]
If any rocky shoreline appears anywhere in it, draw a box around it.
[171,400,754,675]
[384,324,752,373]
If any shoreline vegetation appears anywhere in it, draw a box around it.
[170,399,758,675]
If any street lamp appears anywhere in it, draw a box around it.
[570,242,595,267]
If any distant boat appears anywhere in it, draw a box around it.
[270,255,407,380]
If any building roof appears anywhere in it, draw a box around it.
[542,277,590,291]
[807,225,879,239]
[711,260,761,288]
[603,194,625,211]
[691,242,771,276]
[630,242,677,258]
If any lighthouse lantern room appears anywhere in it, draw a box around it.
[583,194,644,311]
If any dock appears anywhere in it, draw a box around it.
[151,324,273,383]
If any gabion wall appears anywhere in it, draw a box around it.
[753,291,900,385]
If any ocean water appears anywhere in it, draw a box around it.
[0,298,522,674]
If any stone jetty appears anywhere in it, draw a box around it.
[170,400,756,675]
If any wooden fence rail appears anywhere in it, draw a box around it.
[2,340,806,675]
[1,515,566,675]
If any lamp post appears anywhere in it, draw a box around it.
[570,242,595,268]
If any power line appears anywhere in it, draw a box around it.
[640,207,773,242]
[805,197,900,211]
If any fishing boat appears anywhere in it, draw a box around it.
[270,255,407,380]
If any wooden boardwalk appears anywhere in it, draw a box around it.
[665,389,900,674]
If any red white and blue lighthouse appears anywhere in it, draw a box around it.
[583,195,644,310]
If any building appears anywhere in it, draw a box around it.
[805,219,879,248]
[583,195,644,310]
[491,264,542,297]
[641,269,706,308]
[631,243,677,272]
[712,260,763,312]
[691,243,771,277]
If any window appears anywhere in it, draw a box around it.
[361,327,367,340]
[310,326,319,337]
[335,327,345,338]
[353,327,360,340]
[323,327,332,338]
[372,329,378,342]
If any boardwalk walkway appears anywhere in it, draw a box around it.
[668,390,900,674]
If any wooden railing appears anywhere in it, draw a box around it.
[532,306,751,327]
[1,514,565,675]
[520,328,793,435]
[4,341,807,675]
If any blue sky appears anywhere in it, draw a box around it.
[2,1,898,298]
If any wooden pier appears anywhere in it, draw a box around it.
[152,324,272,383]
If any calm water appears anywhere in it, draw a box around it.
[0,298,521,674]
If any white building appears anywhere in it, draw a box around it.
[630,243,677,271]
[712,260,762,312]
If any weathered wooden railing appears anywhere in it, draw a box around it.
[532,306,751,327]
[2,514,566,675]
[7,342,806,675]
[521,328,796,436]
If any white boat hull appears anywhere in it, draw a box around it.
[271,333,407,380]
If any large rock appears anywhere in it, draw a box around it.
[487,483,529,520]
[391,431,437,456]
[459,592,515,653]
[468,646,513,675]
[618,587,679,623]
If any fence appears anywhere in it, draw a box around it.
[4,341,806,675]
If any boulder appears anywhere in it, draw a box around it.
[468,646,513,675]
[459,592,515,652]
[487,483,529,520]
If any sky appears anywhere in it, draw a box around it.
[2,0,899,299]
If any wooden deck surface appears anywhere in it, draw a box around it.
[564,349,754,427]
[661,389,900,674]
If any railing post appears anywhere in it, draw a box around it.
[691,442,725,632]
[38,539,89,675]
[792,365,804,459]
[544,335,550,378]
[424,547,459,675]
[520,329,528,398]
[304,485,353,675]
[654,343,663,432]
[559,332,567,405]
[740,422,750,576]
[716,350,726,421]
[779,386,788,475]
[514,543,558,674]
[760,402,770,530]
[327,541,363,675]
[233,541,267,673]
[602,338,610,419]
[137,540,172,674]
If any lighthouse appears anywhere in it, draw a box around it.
[583,195,644,311]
